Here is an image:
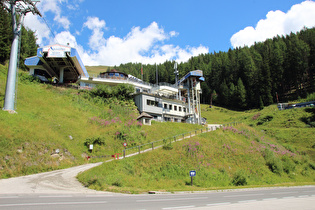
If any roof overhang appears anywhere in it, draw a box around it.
[24,44,89,82]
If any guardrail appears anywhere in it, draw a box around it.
[121,122,240,158]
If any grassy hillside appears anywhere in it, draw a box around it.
[85,66,112,77]
[0,64,202,178]
[78,105,315,193]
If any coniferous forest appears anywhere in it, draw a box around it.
[115,27,315,110]
[1,4,314,110]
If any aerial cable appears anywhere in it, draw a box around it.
[40,15,59,43]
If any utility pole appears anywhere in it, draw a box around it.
[156,63,158,85]
[174,61,179,99]
[2,0,42,113]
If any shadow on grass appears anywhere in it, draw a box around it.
[300,107,315,127]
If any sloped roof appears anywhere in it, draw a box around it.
[137,112,153,120]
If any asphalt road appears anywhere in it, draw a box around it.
[0,186,314,209]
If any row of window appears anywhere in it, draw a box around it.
[146,100,187,113]
[166,104,187,112]
[147,99,159,107]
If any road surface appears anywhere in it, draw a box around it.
[0,186,314,209]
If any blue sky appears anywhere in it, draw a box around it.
[24,0,315,66]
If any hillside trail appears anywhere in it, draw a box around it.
[0,124,221,194]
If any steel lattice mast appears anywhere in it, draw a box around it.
[1,0,41,112]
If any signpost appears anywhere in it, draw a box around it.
[189,170,196,186]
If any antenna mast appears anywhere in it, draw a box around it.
[2,0,42,112]
[174,61,178,86]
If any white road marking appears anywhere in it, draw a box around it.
[271,191,295,195]
[85,194,113,197]
[238,199,257,203]
[224,193,264,197]
[262,198,278,201]
[207,202,231,206]
[298,195,309,198]
[0,196,19,199]
[137,197,208,202]
[0,201,108,207]
[162,205,195,209]
[282,196,295,199]
[39,195,73,198]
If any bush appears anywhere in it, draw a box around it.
[282,155,296,174]
[84,136,106,147]
[162,143,173,150]
[232,170,248,186]
[263,149,283,174]
[90,84,134,100]
[19,74,41,84]
[257,115,273,125]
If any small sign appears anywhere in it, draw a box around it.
[89,144,93,150]
[123,142,127,147]
[190,170,196,177]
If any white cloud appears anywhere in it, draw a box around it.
[230,0,315,48]
[80,21,208,66]
[83,17,107,50]
[36,0,70,29]
[24,13,51,45]
[24,2,208,66]
[24,0,73,45]
[53,31,78,46]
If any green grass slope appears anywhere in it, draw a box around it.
[0,64,202,178]
[78,123,314,194]
[85,66,111,77]
[78,104,315,193]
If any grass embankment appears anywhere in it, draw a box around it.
[0,64,202,178]
[85,66,111,77]
[78,104,315,193]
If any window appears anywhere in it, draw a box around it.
[183,107,186,112]
[174,106,177,111]
[147,99,159,107]
[164,103,167,109]
[169,105,172,110]
[179,107,182,112]
[115,73,119,77]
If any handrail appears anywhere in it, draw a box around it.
[122,122,240,158]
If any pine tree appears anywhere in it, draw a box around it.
[235,78,247,109]
[0,5,12,64]
[219,80,229,106]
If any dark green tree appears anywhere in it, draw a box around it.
[235,78,247,109]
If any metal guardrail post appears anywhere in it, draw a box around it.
[152,142,154,150]
[123,150,125,158]
[174,136,176,142]
[139,145,141,154]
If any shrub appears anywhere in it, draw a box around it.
[232,170,247,186]
[84,136,105,147]
[282,155,296,174]
[257,115,273,125]
[162,143,173,150]
[19,74,41,84]
[263,149,283,174]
